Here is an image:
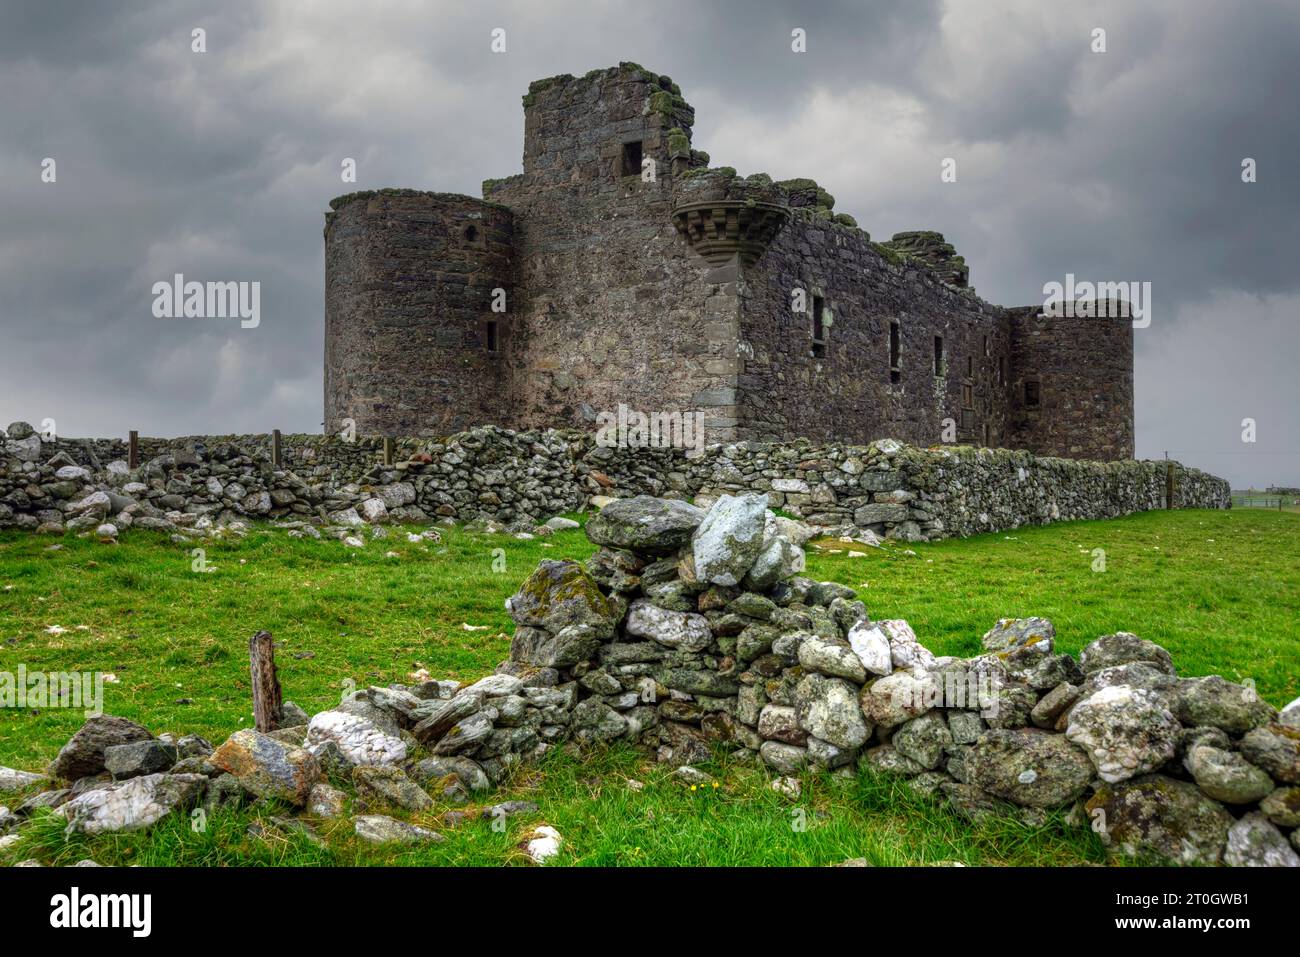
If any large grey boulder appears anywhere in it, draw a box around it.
[208,729,320,806]
[797,634,867,682]
[48,715,154,781]
[1173,675,1275,733]
[981,617,1055,654]
[1078,632,1174,675]
[860,671,932,728]
[104,740,179,780]
[585,496,703,555]
[1259,786,1300,827]
[352,765,433,812]
[570,699,628,744]
[354,815,443,845]
[506,559,618,645]
[892,713,953,770]
[1184,745,1274,804]
[966,728,1095,807]
[1086,774,1233,865]
[624,599,712,652]
[1065,685,1180,783]
[742,515,806,590]
[691,494,768,586]
[1224,812,1300,867]
[1239,723,1300,784]
[57,773,206,835]
[794,674,871,750]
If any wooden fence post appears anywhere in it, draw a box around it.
[128,430,139,470]
[383,436,395,466]
[272,429,282,467]
[1166,461,1175,509]
[248,630,282,732]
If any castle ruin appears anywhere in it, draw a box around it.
[324,63,1134,460]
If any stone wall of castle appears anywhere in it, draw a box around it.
[320,63,1136,463]
[740,206,1012,447]
[324,190,515,437]
[1007,306,1136,460]
[482,66,740,437]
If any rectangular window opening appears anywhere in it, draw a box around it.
[933,336,944,376]
[811,295,826,357]
[620,141,643,177]
[485,320,499,354]
[1025,379,1041,408]
[889,321,901,384]
[966,355,974,378]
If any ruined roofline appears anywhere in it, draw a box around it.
[326,188,511,213]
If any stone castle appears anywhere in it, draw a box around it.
[324,63,1134,460]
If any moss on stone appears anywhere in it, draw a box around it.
[871,241,907,266]
[833,212,858,228]
[666,128,691,157]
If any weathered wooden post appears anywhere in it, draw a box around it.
[248,630,282,732]
[383,436,395,466]
[1166,461,1175,509]
[128,430,139,470]
[271,429,282,467]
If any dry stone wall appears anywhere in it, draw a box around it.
[1,422,1228,540]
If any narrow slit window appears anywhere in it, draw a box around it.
[811,295,826,358]
[620,141,643,177]
[485,320,499,354]
[933,336,944,376]
[1025,379,1041,408]
[966,355,974,378]
[962,383,974,408]
[889,321,901,384]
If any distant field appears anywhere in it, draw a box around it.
[1,507,1296,866]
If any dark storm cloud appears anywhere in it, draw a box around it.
[0,0,1295,486]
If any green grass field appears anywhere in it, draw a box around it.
[1,507,1297,866]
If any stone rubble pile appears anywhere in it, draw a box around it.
[2,493,1289,867]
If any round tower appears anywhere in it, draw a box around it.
[324,189,514,438]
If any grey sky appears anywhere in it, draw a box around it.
[1,0,1296,487]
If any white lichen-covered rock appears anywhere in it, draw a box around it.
[743,513,806,590]
[523,824,563,863]
[795,673,871,749]
[797,634,867,682]
[846,621,892,676]
[1276,695,1300,729]
[1066,685,1180,783]
[307,710,406,766]
[1224,812,1300,867]
[859,671,933,727]
[624,599,712,652]
[358,497,389,524]
[877,619,936,672]
[57,773,206,835]
[691,494,768,586]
